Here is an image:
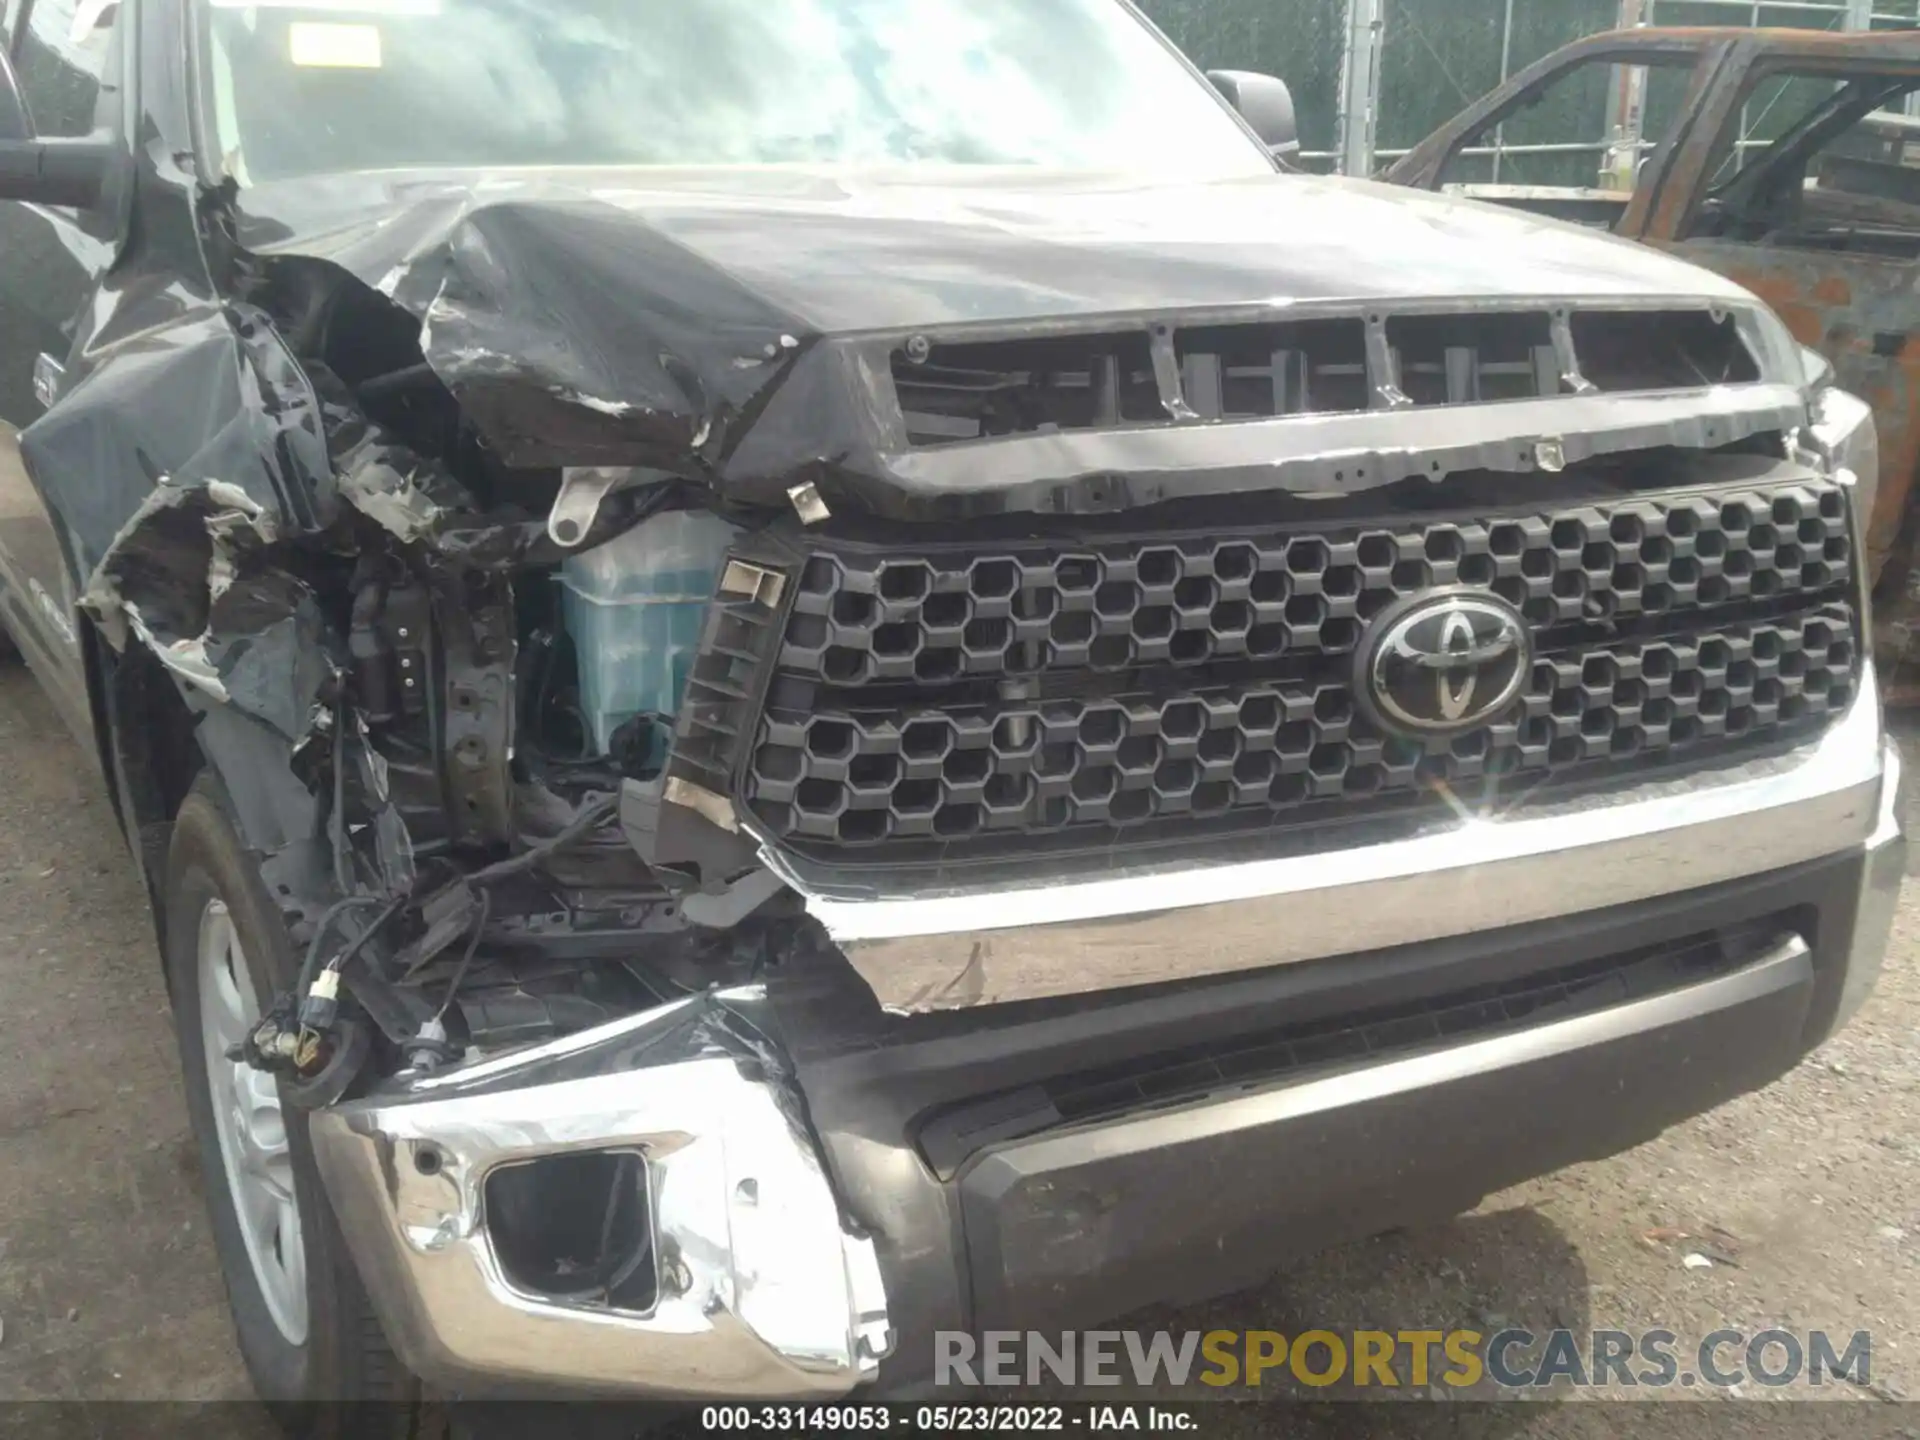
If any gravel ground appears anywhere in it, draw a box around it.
[0,658,1915,1437]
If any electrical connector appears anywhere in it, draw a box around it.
[228,992,305,1076]
[298,967,342,1031]
[403,1016,455,1073]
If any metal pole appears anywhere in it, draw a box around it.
[1624,0,1842,8]
[1842,0,1875,26]
[1491,0,1517,182]
[1335,0,1385,177]
[1601,0,1649,189]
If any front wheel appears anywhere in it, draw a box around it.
[165,772,424,1437]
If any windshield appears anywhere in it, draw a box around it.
[193,0,1271,186]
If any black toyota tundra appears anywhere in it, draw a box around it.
[0,0,1903,1422]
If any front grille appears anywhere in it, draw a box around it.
[752,605,1855,852]
[741,477,1860,869]
[778,482,1849,685]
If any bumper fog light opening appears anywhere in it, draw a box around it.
[484,1150,658,1314]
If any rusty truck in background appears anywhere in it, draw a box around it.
[1391,27,1920,695]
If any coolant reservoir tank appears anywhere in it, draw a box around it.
[559,510,741,757]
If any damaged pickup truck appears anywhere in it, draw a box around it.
[0,0,1905,1419]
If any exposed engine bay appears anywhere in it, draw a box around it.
[58,224,831,1100]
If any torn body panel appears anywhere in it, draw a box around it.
[309,985,892,1397]
[24,301,334,579]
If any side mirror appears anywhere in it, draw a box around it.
[1208,70,1299,158]
[0,48,115,208]
[0,139,116,207]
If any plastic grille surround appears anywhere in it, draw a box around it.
[743,479,1860,864]
[889,308,1761,446]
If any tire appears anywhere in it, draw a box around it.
[165,771,425,1438]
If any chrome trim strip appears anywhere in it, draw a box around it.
[1868,735,1905,852]
[782,669,1886,1013]
[887,382,1806,495]
[309,987,892,1399]
[1832,737,1907,1036]
[974,934,1813,1177]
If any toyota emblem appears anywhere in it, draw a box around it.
[1356,589,1532,737]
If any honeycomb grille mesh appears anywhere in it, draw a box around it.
[751,607,1857,850]
[780,484,1851,685]
[744,480,1860,863]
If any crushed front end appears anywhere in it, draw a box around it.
[54,174,1903,1397]
[312,291,1899,1396]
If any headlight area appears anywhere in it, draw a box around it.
[1808,382,1881,565]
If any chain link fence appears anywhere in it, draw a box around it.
[1140,0,1920,177]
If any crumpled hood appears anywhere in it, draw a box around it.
[224,165,1784,519]
[533,170,1755,331]
[239,165,1753,335]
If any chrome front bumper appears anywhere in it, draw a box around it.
[310,681,1905,1400]
[1837,717,1907,1036]
[308,996,892,1400]
[784,668,1902,1013]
